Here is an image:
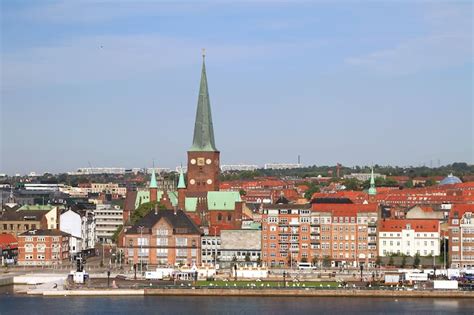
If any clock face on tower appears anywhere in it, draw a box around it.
[207,179,213,185]
[190,159,196,165]
[190,179,196,185]
[206,159,212,165]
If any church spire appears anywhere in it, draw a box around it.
[149,168,158,189]
[368,167,377,196]
[177,166,186,189]
[190,50,218,152]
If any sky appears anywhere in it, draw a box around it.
[1,1,473,175]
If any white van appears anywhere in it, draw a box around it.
[298,262,313,270]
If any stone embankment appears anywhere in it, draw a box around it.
[31,288,474,298]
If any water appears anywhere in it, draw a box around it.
[0,287,472,315]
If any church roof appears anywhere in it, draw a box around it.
[190,54,218,152]
[207,191,241,211]
[177,167,186,189]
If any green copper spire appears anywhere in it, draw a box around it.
[149,168,158,189]
[190,51,218,152]
[368,167,377,196]
[177,166,186,189]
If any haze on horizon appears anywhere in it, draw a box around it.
[1,1,473,175]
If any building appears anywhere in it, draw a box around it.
[94,204,123,243]
[59,209,85,255]
[123,209,201,267]
[343,173,386,182]
[264,163,302,170]
[261,202,312,268]
[311,203,379,268]
[219,229,261,267]
[17,229,70,266]
[0,234,18,264]
[448,204,474,268]
[378,219,440,257]
[0,206,50,236]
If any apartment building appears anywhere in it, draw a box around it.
[311,203,379,268]
[378,219,440,257]
[449,204,474,268]
[17,229,70,266]
[94,204,123,243]
[123,209,201,267]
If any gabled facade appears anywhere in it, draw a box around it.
[124,209,201,266]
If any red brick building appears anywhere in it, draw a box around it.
[124,209,201,267]
[17,229,70,266]
[261,201,379,268]
[448,204,474,268]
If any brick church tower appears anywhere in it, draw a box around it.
[186,52,220,194]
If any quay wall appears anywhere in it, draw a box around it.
[35,288,474,298]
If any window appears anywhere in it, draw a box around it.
[218,214,223,221]
[176,238,187,246]
[37,244,46,252]
[227,214,232,221]
[25,244,34,253]
[157,237,168,246]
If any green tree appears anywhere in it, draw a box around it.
[322,256,331,268]
[343,178,361,191]
[312,255,320,267]
[401,255,407,268]
[111,225,123,244]
[304,184,320,200]
[301,257,308,263]
[131,201,165,224]
[413,253,421,268]
[375,256,382,267]
[404,180,414,188]
[239,189,247,196]
[388,256,394,266]
[425,178,436,187]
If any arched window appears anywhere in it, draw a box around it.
[228,214,232,221]
[218,213,222,221]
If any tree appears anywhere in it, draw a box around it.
[413,253,421,268]
[111,225,123,244]
[425,178,436,187]
[304,184,320,200]
[375,256,382,267]
[388,256,394,266]
[343,178,361,191]
[322,256,331,268]
[312,255,320,267]
[404,180,414,188]
[301,257,308,263]
[239,189,247,196]
[131,201,165,224]
[401,255,407,268]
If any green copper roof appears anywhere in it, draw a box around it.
[149,169,158,189]
[185,197,198,212]
[207,191,241,211]
[19,205,55,211]
[368,168,377,196]
[168,191,178,207]
[190,55,218,152]
[177,167,186,189]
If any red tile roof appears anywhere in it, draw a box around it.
[312,203,378,216]
[379,219,439,232]
[0,234,18,249]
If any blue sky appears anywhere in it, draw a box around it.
[1,1,472,175]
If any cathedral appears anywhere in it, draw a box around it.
[124,54,243,235]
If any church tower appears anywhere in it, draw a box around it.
[187,52,220,193]
[368,167,377,203]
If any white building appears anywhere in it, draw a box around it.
[264,163,302,170]
[94,204,123,244]
[60,210,83,256]
[343,173,386,181]
[378,219,440,257]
